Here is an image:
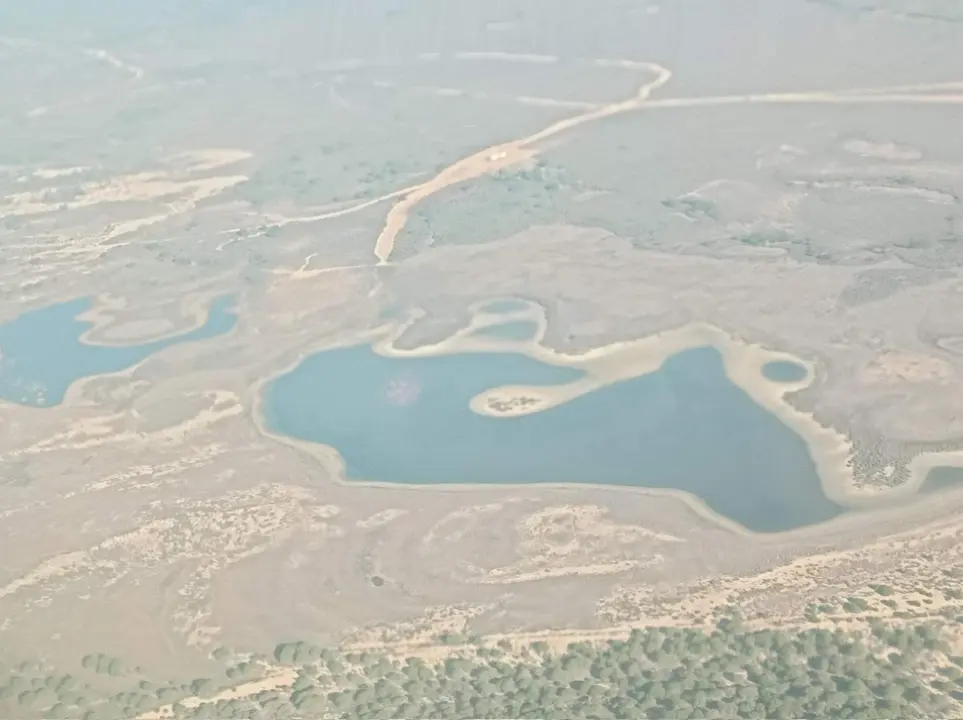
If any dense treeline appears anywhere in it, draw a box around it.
[2,620,961,719]
[259,621,960,720]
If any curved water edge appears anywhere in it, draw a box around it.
[76,292,224,347]
[256,300,963,535]
[919,466,963,495]
[256,300,844,534]
[374,312,860,506]
[266,342,842,532]
[0,294,237,408]
[471,320,540,342]
[478,298,532,314]
[761,360,809,384]
[250,348,755,538]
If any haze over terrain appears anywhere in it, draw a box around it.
[3,1,963,718]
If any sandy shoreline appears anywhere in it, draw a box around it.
[371,63,672,263]
[249,297,911,538]
[250,378,754,539]
[245,298,963,536]
[76,292,223,348]
[0,294,240,412]
[373,299,962,509]
[246,305,756,536]
[371,304,868,509]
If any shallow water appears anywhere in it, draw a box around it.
[761,360,807,383]
[479,299,530,314]
[266,343,844,532]
[0,295,236,407]
[472,320,539,341]
[920,466,963,495]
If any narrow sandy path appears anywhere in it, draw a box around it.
[275,186,415,227]
[83,48,145,81]
[643,91,963,109]
[372,63,673,263]
[369,67,962,264]
[265,62,962,268]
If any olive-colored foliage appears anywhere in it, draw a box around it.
[79,655,125,677]
[6,621,961,720]
[844,597,871,613]
[225,662,258,682]
[190,678,217,698]
[176,622,961,719]
[396,161,587,258]
[273,641,323,666]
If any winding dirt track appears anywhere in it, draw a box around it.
[372,62,673,263]
[272,61,963,266]
[643,91,963,109]
[367,71,963,263]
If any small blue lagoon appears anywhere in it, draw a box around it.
[921,466,963,495]
[265,343,844,532]
[480,299,530,314]
[472,320,539,342]
[0,295,236,407]
[761,360,808,383]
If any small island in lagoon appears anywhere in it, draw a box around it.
[265,333,844,534]
[0,295,236,408]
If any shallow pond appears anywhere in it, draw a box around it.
[761,360,808,383]
[0,295,236,407]
[920,466,963,495]
[472,320,539,342]
[479,299,530,314]
[266,343,844,532]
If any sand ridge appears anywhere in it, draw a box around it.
[370,62,674,263]
[362,68,963,264]
[373,303,862,507]
[76,292,225,348]
[371,299,961,510]
[248,296,936,538]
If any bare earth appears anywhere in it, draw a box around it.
[3,0,963,712]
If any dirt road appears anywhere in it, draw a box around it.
[372,63,673,263]
[268,62,962,268]
[368,68,962,264]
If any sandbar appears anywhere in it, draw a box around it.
[255,298,957,535]
[77,292,219,348]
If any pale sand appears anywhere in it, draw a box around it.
[76,292,222,348]
[371,63,673,263]
[136,667,298,719]
[249,329,753,536]
[33,166,88,180]
[224,61,963,266]
[454,52,559,64]
[83,48,145,81]
[251,296,960,535]
[374,297,931,511]
[0,294,239,416]
[375,312,861,509]
[244,305,757,536]
[97,319,177,342]
[479,560,645,585]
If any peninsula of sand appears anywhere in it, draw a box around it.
[252,295,963,536]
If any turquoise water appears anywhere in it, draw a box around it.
[480,299,530,313]
[266,344,843,532]
[921,466,963,494]
[0,295,236,407]
[761,360,808,383]
[472,320,539,341]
